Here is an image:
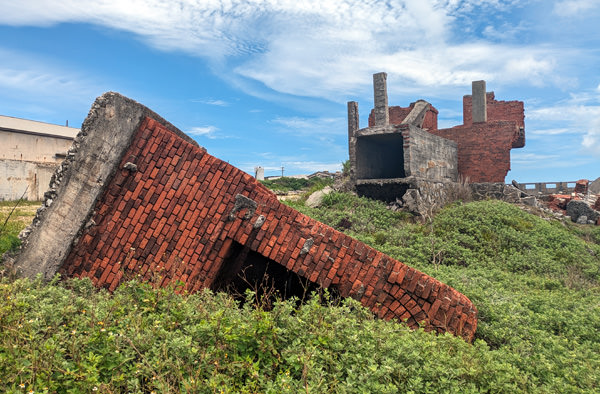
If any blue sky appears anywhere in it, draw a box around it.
[1,0,599,182]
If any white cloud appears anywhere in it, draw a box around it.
[511,151,594,170]
[553,0,600,17]
[186,125,219,138]
[529,128,573,136]
[0,47,97,102]
[512,152,560,162]
[482,21,528,41]
[582,117,600,155]
[528,96,600,157]
[271,116,344,135]
[0,0,566,102]
[192,98,229,106]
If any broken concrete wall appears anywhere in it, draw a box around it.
[402,124,458,181]
[13,92,192,281]
[12,92,478,341]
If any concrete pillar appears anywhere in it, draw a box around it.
[373,72,389,126]
[472,80,487,123]
[254,166,264,181]
[347,101,359,136]
[347,101,359,181]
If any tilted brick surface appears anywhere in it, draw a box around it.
[56,112,477,341]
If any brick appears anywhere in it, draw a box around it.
[54,102,477,343]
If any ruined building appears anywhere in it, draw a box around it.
[11,92,477,341]
[348,73,525,200]
[0,115,79,201]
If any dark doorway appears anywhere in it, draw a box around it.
[355,134,405,179]
[211,241,332,305]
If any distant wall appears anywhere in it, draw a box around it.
[368,104,439,131]
[0,130,75,201]
[0,160,56,201]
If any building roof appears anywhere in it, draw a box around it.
[0,115,79,139]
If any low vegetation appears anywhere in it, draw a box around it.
[1,194,599,392]
[0,200,38,256]
[259,177,333,194]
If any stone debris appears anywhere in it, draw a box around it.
[539,179,600,225]
[566,200,599,224]
[305,186,333,208]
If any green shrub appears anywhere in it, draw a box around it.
[2,195,600,392]
[0,278,567,393]
[260,177,333,193]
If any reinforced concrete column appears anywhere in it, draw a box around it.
[472,80,487,123]
[373,72,389,126]
[347,101,359,180]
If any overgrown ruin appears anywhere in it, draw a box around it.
[10,92,477,341]
[348,73,525,202]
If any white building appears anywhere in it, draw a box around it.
[0,115,79,201]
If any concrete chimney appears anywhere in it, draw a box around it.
[347,101,359,136]
[254,166,264,181]
[471,80,487,123]
[373,72,389,126]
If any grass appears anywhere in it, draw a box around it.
[259,177,333,194]
[1,194,600,392]
[0,200,39,255]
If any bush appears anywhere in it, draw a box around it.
[288,196,600,392]
[2,195,600,392]
[260,177,333,193]
[0,278,560,393]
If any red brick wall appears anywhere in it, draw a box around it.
[429,122,517,183]
[422,108,438,130]
[368,104,438,130]
[463,93,523,127]
[59,116,477,341]
[462,93,525,148]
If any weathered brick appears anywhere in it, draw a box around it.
[45,95,479,342]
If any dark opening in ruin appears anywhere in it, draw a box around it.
[212,240,328,305]
[355,134,405,179]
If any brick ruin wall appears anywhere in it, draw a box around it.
[363,91,524,183]
[462,92,525,148]
[429,121,517,183]
[12,92,477,341]
[463,93,524,127]
[368,104,439,131]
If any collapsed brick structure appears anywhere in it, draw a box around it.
[12,92,477,341]
[349,73,525,200]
